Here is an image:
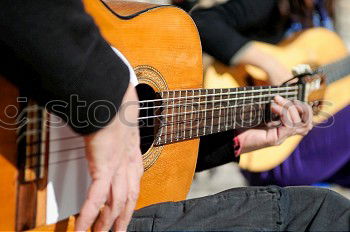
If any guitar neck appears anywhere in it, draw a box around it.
[154,85,300,145]
[317,55,350,84]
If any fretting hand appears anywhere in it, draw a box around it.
[237,95,313,154]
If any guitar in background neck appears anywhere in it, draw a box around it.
[316,55,350,85]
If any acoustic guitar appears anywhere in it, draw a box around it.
[0,1,331,231]
[204,28,350,172]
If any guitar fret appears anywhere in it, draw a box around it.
[241,87,246,127]
[163,92,168,144]
[225,89,230,131]
[257,86,263,125]
[190,90,194,139]
[233,89,237,129]
[183,90,187,140]
[218,89,222,133]
[176,90,181,141]
[210,90,214,135]
[204,89,208,136]
[249,88,253,127]
[196,90,200,138]
[170,91,175,143]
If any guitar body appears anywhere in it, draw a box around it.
[85,0,203,209]
[204,28,350,172]
[0,1,203,231]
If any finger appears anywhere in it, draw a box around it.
[266,119,282,128]
[270,101,283,116]
[114,150,143,231]
[293,100,313,125]
[94,168,128,231]
[273,96,300,128]
[75,178,111,231]
[295,120,313,136]
[271,101,288,124]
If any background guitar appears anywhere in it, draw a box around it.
[204,28,350,172]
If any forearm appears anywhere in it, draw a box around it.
[0,0,130,134]
[196,131,239,172]
[231,42,269,68]
[231,42,291,85]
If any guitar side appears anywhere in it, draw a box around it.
[204,28,350,172]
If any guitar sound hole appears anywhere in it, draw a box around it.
[136,84,162,154]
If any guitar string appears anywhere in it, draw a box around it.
[19,103,270,152]
[24,106,271,170]
[20,101,282,164]
[139,86,298,104]
[138,92,298,120]
[17,90,299,168]
[139,90,298,111]
[16,102,267,147]
[16,92,298,144]
[15,90,298,141]
[19,86,298,114]
[17,102,270,147]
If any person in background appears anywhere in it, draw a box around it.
[191,0,350,188]
[172,0,199,12]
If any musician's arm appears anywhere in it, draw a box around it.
[0,1,143,231]
[0,0,130,134]
[196,131,239,172]
[191,0,277,65]
[191,0,290,85]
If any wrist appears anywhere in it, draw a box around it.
[236,132,249,154]
[233,135,242,157]
[236,130,265,154]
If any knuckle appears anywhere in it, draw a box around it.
[90,197,106,210]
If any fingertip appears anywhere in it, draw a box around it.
[295,104,303,112]
[270,102,282,114]
[274,95,284,103]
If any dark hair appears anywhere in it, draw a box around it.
[278,0,334,27]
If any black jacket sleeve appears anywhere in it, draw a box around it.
[0,0,130,135]
[191,0,278,65]
[196,131,239,172]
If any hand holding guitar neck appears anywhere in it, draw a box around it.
[237,95,313,154]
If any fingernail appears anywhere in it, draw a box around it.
[275,95,283,102]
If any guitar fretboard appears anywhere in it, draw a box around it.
[147,85,299,146]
